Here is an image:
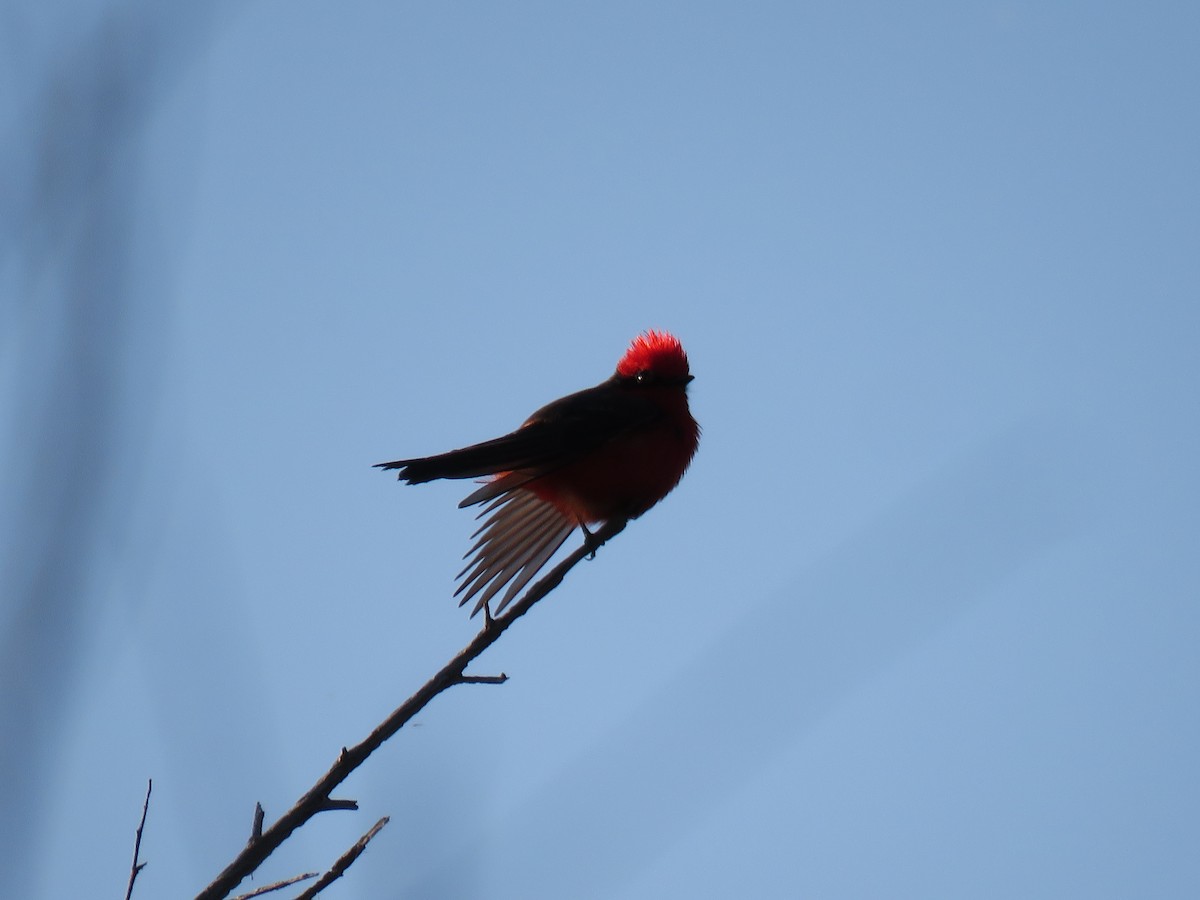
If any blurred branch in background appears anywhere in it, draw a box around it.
[0,3,225,895]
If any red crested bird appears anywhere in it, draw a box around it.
[377,330,700,617]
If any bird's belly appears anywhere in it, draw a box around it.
[528,429,693,523]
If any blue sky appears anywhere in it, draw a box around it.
[3,2,1199,898]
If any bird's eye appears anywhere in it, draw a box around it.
[635,370,653,384]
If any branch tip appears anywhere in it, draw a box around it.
[293,817,390,900]
[124,778,152,900]
[249,803,265,843]
[458,672,508,685]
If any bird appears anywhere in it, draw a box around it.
[376,330,700,617]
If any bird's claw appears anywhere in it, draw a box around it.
[581,523,601,559]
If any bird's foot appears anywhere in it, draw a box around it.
[581,522,601,559]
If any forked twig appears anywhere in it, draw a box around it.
[124,779,152,900]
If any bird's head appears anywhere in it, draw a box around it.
[615,330,693,387]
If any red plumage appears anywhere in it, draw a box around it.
[378,330,700,616]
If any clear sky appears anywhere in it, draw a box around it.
[3,2,1199,898]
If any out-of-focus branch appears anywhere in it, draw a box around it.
[194,517,628,900]
[0,7,231,896]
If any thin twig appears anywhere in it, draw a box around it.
[124,779,152,900]
[229,871,318,899]
[293,817,390,899]
[194,518,628,900]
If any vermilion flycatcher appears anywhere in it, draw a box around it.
[377,330,700,616]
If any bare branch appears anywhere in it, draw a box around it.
[194,518,628,900]
[293,817,390,900]
[124,779,152,900]
[228,871,318,900]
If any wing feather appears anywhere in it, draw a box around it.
[453,487,577,616]
[455,497,563,594]
[472,518,575,617]
[492,525,575,612]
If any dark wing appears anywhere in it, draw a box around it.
[375,426,568,483]
[377,377,664,616]
[375,377,662,488]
